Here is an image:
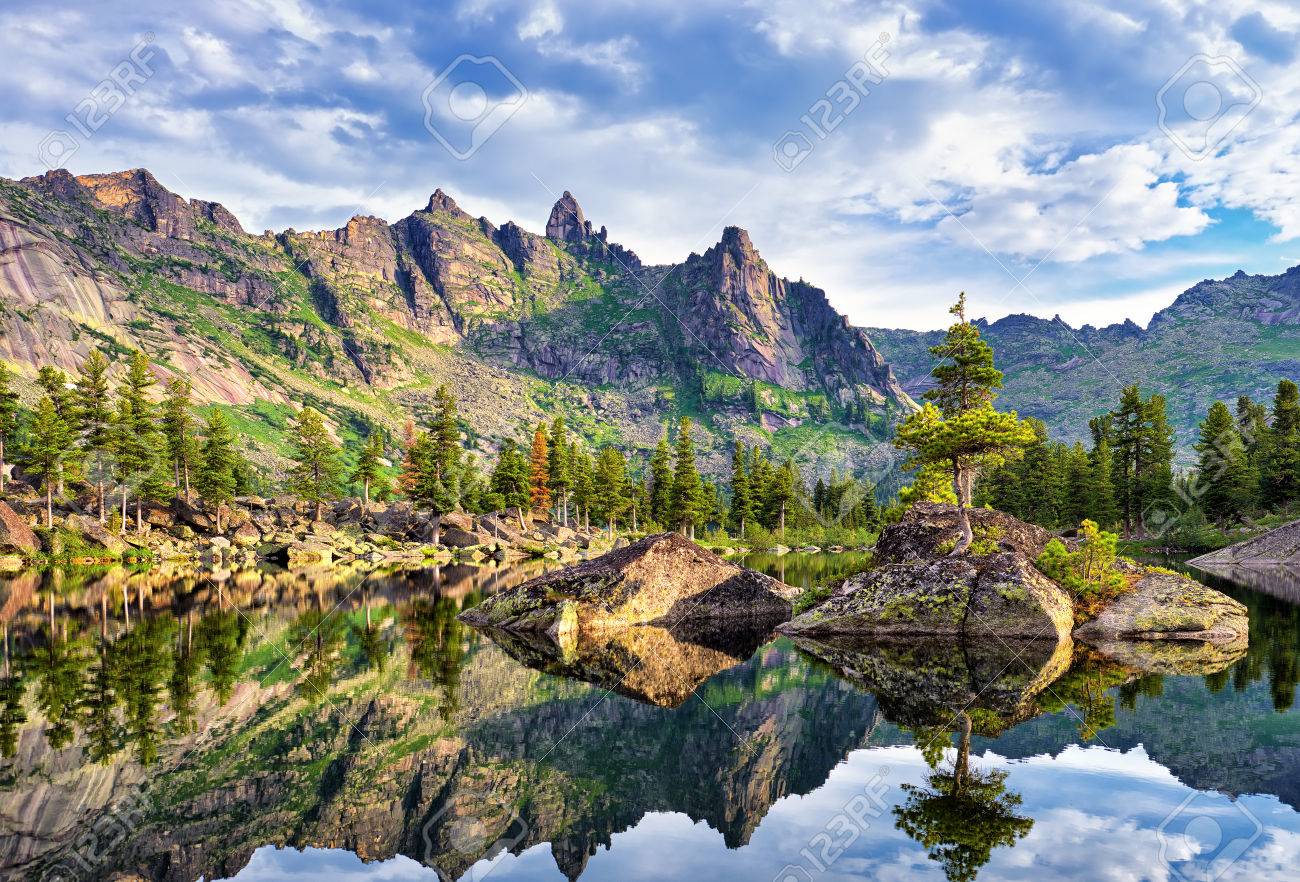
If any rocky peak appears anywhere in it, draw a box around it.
[66,167,245,238]
[546,190,586,242]
[425,188,471,221]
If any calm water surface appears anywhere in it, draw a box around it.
[0,553,1297,882]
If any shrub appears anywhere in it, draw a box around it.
[793,585,832,615]
[1035,520,1128,621]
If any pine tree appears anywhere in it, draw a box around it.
[489,439,531,510]
[0,363,17,494]
[548,416,572,525]
[36,366,73,420]
[592,446,629,536]
[161,376,198,501]
[573,450,595,531]
[28,397,74,527]
[728,440,753,538]
[1196,400,1251,524]
[1062,443,1092,528]
[36,366,76,495]
[1264,380,1300,508]
[767,460,797,536]
[528,424,551,513]
[407,430,458,546]
[398,419,421,498]
[288,407,343,521]
[1087,435,1119,530]
[430,385,462,500]
[648,434,673,526]
[73,350,115,521]
[1110,385,1175,537]
[112,351,164,532]
[352,429,385,509]
[668,417,705,537]
[895,294,1034,553]
[195,410,238,532]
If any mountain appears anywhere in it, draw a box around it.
[0,168,911,481]
[868,266,1300,455]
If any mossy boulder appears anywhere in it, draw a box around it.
[458,532,796,637]
[779,550,1073,642]
[1074,571,1248,643]
[63,514,129,556]
[874,501,1055,565]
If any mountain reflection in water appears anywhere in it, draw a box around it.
[0,553,1296,881]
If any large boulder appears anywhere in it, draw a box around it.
[440,525,491,549]
[0,501,38,553]
[1189,518,1300,566]
[63,514,129,555]
[779,550,1074,643]
[459,532,797,638]
[1074,571,1248,643]
[874,501,1056,564]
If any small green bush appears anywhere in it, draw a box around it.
[793,585,832,615]
[1035,520,1125,599]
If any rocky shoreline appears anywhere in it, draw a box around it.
[0,495,618,570]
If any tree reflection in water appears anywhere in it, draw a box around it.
[895,711,1034,882]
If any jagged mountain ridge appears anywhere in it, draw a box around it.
[868,265,1300,453]
[0,167,910,479]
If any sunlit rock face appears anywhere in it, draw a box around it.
[459,532,797,637]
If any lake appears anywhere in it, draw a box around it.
[0,552,1298,881]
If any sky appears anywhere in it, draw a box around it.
[2,0,1299,331]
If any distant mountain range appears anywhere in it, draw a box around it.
[2,167,1297,480]
[869,266,1300,455]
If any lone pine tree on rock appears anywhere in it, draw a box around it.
[895,293,1034,555]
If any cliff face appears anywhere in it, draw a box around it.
[0,169,912,477]
[664,227,907,409]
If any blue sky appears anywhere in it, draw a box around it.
[2,0,1298,330]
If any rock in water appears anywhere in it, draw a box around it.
[0,501,38,553]
[779,551,1074,642]
[1189,518,1300,566]
[458,532,797,638]
[1074,571,1248,643]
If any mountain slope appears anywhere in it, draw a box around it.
[869,267,1300,454]
[0,168,911,481]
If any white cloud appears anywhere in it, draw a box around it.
[517,0,563,39]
